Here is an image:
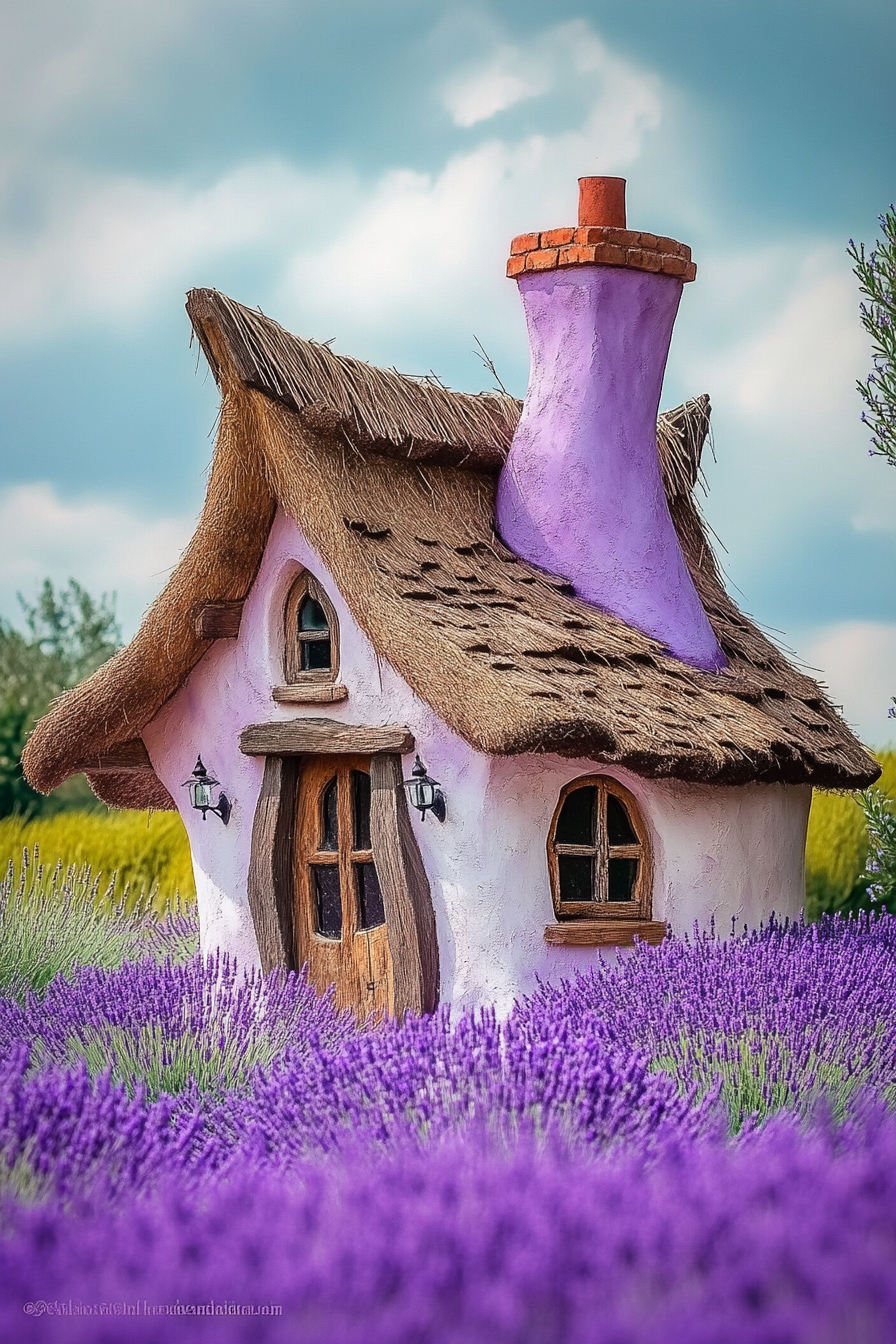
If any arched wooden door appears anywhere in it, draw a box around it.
[294,755,394,1018]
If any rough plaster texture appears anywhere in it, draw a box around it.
[496,265,726,671]
[144,510,809,1014]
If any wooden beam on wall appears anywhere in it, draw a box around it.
[246,754,300,974]
[240,718,414,758]
[195,600,244,639]
[370,752,439,1015]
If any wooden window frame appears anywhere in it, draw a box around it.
[283,572,340,685]
[547,775,652,922]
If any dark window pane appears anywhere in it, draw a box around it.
[313,865,342,938]
[558,854,594,904]
[320,778,338,850]
[607,794,638,845]
[352,771,372,850]
[299,597,329,631]
[608,858,638,903]
[356,862,385,930]
[555,787,595,845]
[302,637,332,671]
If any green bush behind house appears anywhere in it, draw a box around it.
[806,750,896,920]
[0,810,195,914]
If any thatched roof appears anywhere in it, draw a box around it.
[23,289,879,807]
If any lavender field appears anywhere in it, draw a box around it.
[2,913,896,1343]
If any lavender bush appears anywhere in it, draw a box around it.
[0,952,355,1100]
[1,914,895,1341]
[2,1107,895,1343]
[0,855,197,1000]
[518,913,896,1125]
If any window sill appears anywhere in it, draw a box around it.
[272,683,348,704]
[544,920,667,948]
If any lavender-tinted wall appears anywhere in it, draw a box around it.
[496,265,726,671]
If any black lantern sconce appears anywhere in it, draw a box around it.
[403,755,446,823]
[182,756,231,825]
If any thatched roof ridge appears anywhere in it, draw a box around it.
[188,289,711,495]
[187,288,519,470]
[22,291,879,805]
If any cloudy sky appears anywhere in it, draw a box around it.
[1,0,894,745]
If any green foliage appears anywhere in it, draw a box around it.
[849,206,896,468]
[805,750,896,919]
[0,579,121,819]
[58,991,344,1101]
[0,853,197,1001]
[651,1027,890,1133]
[0,810,196,915]
[860,786,896,912]
[849,209,896,723]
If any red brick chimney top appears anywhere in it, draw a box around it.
[507,176,696,282]
[578,176,626,228]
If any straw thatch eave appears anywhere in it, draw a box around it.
[22,290,880,806]
[22,380,277,804]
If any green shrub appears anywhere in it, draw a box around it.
[0,578,121,819]
[806,750,896,919]
[0,854,197,1000]
[0,809,195,915]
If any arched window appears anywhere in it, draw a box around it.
[284,572,340,684]
[547,777,651,922]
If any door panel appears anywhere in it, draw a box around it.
[294,755,394,1018]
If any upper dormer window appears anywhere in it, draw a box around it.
[284,572,339,683]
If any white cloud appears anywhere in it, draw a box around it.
[0,0,273,140]
[674,242,896,573]
[0,0,192,137]
[0,483,194,638]
[698,247,868,434]
[0,17,664,359]
[0,159,356,340]
[445,60,547,128]
[281,26,663,357]
[795,621,896,750]
[442,21,660,130]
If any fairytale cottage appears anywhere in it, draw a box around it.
[24,177,878,1016]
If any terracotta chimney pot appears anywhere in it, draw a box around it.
[578,176,626,228]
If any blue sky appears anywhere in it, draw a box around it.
[1,0,894,744]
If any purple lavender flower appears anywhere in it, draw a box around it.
[1,915,895,1341]
[2,1106,896,1343]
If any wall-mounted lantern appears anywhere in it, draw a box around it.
[183,756,231,825]
[403,755,446,823]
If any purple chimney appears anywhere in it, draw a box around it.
[496,177,726,672]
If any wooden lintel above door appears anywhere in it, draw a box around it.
[240,717,414,757]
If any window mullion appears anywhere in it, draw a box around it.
[595,782,609,903]
[337,764,356,938]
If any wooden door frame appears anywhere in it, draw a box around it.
[245,728,439,1015]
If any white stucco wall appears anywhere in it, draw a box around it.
[143,509,811,1014]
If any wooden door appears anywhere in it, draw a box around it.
[294,755,394,1019]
